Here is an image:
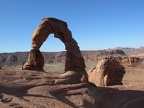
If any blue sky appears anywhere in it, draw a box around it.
[0,0,144,53]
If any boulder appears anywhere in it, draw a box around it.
[88,56,125,86]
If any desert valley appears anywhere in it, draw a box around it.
[0,18,144,108]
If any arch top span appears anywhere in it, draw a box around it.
[22,17,88,83]
[31,17,71,50]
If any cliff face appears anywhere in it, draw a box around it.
[111,46,144,56]
[0,52,29,66]
[0,47,144,67]
[0,49,125,67]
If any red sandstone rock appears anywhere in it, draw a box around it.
[22,49,44,71]
[22,17,88,83]
[88,56,125,86]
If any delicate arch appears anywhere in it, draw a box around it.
[22,18,88,83]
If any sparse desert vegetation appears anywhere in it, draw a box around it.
[1,62,97,73]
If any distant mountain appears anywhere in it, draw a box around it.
[0,46,144,67]
[108,46,144,56]
[0,52,29,66]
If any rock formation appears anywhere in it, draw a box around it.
[121,56,141,67]
[104,56,141,67]
[88,56,125,86]
[22,18,88,83]
[22,49,44,71]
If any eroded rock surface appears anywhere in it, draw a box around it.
[0,70,144,108]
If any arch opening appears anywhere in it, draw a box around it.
[40,34,65,52]
[42,34,66,72]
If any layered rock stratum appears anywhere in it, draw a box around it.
[1,47,144,67]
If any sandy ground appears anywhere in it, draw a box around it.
[0,62,144,108]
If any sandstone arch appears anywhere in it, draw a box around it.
[22,18,88,83]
